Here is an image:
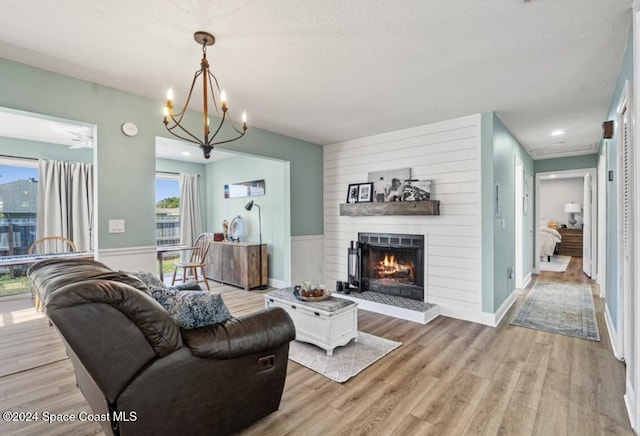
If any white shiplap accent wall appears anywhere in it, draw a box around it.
[291,235,324,287]
[323,114,483,322]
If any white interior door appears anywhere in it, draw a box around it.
[583,173,592,277]
[614,80,636,425]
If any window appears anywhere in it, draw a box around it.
[0,159,38,255]
[0,158,38,296]
[156,174,180,246]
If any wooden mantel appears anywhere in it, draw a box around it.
[339,200,440,216]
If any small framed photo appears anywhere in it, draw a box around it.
[357,182,373,202]
[347,184,360,203]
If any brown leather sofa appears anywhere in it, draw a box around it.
[28,258,296,436]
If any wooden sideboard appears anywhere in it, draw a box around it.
[558,228,583,257]
[206,241,267,290]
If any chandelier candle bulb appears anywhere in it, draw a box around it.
[163,88,174,124]
[221,90,228,110]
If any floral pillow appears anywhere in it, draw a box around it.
[150,286,232,329]
[122,270,166,295]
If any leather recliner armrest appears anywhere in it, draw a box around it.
[181,307,296,359]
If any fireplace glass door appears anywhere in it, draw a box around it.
[358,233,424,300]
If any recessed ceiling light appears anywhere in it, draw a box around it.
[551,130,565,136]
[549,174,557,178]
[181,151,191,156]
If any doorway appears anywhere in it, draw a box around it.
[534,168,597,278]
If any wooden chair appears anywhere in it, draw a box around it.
[171,234,211,291]
[28,236,77,312]
[28,236,77,255]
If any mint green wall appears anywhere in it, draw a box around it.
[0,57,322,253]
[156,155,291,283]
[600,28,633,326]
[223,129,322,236]
[0,137,93,163]
[534,154,598,173]
[482,112,534,313]
[480,113,496,313]
[206,155,290,282]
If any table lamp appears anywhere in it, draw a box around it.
[564,202,581,228]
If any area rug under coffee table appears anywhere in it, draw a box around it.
[288,332,401,382]
[510,281,600,341]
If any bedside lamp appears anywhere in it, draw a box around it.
[564,202,581,228]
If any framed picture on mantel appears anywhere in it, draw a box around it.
[368,168,411,202]
[347,184,359,203]
[357,182,373,202]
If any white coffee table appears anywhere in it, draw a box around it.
[265,288,358,355]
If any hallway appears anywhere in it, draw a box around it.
[538,256,594,286]
[510,255,632,434]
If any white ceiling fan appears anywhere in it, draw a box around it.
[0,110,94,149]
[66,130,94,149]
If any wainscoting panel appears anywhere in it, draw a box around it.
[96,246,157,273]
[323,114,483,322]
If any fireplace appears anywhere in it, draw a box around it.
[348,232,424,301]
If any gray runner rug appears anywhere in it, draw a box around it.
[511,281,600,341]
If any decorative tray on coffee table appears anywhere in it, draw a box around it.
[293,285,332,302]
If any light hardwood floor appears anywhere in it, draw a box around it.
[0,259,633,435]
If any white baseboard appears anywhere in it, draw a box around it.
[605,303,624,360]
[438,305,493,326]
[436,289,519,328]
[481,289,520,327]
[521,273,532,289]
[268,278,286,289]
[624,381,638,433]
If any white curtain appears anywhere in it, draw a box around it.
[37,159,94,251]
[179,173,203,248]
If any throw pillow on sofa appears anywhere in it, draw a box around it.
[122,270,167,295]
[122,270,204,294]
[173,282,203,291]
[149,286,232,329]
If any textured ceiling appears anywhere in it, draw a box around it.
[0,0,633,160]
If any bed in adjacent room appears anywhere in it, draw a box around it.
[540,220,562,262]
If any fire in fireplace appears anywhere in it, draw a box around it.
[348,233,424,301]
[374,253,414,283]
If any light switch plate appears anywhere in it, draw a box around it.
[109,219,125,233]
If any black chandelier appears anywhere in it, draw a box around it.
[163,31,247,159]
